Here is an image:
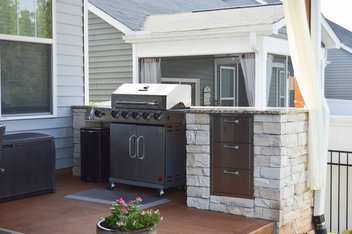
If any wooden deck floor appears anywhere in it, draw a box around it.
[0,169,274,234]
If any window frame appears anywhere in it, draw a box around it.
[0,0,56,120]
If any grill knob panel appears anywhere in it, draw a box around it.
[121,111,129,118]
[132,112,140,119]
[142,112,151,120]
[111,111,119,118]
[154,112,162,120]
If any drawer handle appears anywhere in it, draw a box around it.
[223,169,240,175]
[223,145,239,150]
[224,119,239,124]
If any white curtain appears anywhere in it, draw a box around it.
[240,53,255,106]
[266,54,274,105]
[140,58,161,83]
[283,0,329,190]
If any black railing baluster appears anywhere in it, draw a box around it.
[330,152,332,231]
[327,150,352,233]
[338,152,341,234]
[347,152,349,231]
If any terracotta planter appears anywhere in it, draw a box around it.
[96,220,157,234]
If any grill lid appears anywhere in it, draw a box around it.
[111,83,191,110]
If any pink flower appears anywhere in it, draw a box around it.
[128,201,134,205]
[136,197,142,202]
[117,198,126,205]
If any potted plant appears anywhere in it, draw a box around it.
[97,197,162,234]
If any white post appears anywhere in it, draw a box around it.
[253,35,267,108]
[132,44,139,84]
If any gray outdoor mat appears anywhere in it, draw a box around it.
[64,188,169,209]
[0,228,24,234]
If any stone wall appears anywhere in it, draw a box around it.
[72,106,109,176]
[185,112,313,233]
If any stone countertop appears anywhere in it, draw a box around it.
[184,106,308,115]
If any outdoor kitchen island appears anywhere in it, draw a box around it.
[184,107,313,233]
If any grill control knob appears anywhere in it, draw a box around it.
[132,112,140,119]
[154,112,162,120]
[121,111,129,118]
[142,112,151,120]
[94,110,105,118]
[111,111,119,118]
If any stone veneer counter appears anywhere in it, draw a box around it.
[184,107,312,234]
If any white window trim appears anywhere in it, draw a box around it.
[0,0,56,120]
[161,77,200,106]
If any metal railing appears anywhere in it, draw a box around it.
[326,150,352,233]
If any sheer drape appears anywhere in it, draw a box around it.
[140,58,161,83]
[240,53,255,106]
[283,0,329,190]
[266,54,274,105]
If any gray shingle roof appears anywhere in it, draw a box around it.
[88,0,230,31]
[326,19,352,49]
[88,0,283,31]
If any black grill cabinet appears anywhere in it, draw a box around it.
[0,133,56,202]
[80,128,110,182]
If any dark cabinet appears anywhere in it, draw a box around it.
[211,115,253,198]
[110,124,165,185]
[109,123,186,191]
[80,128,110,182]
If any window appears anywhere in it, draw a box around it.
[161,78,200,106]
[267,55,294,107]
[220,66,236,106]
[0,0,53,117]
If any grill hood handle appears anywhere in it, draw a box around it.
[114,100,158,106]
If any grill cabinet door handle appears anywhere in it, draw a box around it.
[223,119,239,124]
[223,145,239,150]
[136,136,145,160]
[129,135,136,158]
[223,169,240,175]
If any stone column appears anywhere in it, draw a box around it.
[253,113,313,233]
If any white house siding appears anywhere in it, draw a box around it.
[325,48,352,100]
[1,0,85,169]
[88,12,133,102]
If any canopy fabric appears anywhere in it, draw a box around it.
[282,0,330,190]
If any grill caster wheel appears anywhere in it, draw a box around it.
[157,189,164,197]
[109,183,116,191]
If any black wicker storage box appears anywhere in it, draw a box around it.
[0,133,56,202]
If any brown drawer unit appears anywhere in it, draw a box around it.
[212,168,253,197]
[211,115,253,198]
[213,143,251,169]
[212,116,251,143]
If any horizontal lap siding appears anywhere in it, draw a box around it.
[2,0,85,169]
[325,49,352,100]
[88,12,133,102]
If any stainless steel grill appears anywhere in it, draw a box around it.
[86,83,191,196]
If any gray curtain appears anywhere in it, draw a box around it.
[140,58,161,83]
[240,53,255,107]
